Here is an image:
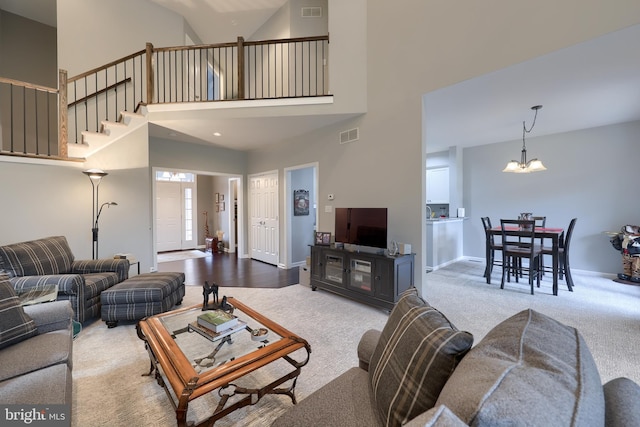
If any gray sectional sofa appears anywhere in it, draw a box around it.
[272,288,640,427]
[0,280,73,408]
[0,236,130,323]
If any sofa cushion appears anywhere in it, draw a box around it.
[369,288,474,427]
[0,329,72,382]
[0,236,74,277]
[435,309,605,426]
[404,405,469,427]
[0,363,72,405]
[0,279,37,350]
[271,367,380,427]
[603,377,640,427]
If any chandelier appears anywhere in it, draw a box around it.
[502,105,547,173]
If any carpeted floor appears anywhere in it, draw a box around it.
[72,260,640,426]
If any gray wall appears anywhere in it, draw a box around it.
[0,10,57,86]
[462,120,640,274]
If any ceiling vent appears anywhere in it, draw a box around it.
[340,128,359,144]
[301,7,322,18]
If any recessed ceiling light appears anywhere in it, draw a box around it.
[169,132,177,137]
[213,132,222,137]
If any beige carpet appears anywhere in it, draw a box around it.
[72,283,388,427]
[72,261,640,426]
[157,250,208,263]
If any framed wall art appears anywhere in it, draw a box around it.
[294,189,309,216]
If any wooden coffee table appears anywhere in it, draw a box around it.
[137,297,311,426]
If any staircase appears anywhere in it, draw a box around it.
[68,108,148,159]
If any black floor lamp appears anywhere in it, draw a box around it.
[82,169,117,259]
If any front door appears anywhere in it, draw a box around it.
[156,180,197,252]
[249,172,279,265]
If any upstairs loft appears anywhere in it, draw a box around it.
[0,34,360,161]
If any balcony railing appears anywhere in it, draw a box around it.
[0,35,330,159]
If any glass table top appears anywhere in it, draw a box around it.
[158,304,282,374]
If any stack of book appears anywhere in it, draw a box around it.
[197,310,238,332]
[189,310,246,342]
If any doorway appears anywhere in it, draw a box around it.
[152,168,245,268]
[285,163,318,268]
[155,172,196,252]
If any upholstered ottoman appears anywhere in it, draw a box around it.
[100,272,185,327]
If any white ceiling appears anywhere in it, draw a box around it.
[3,1,639,153]
[424,24,640,154]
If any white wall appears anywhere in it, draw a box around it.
[463,120,640,275]
[0,125,152,273]
[57,0,187,75]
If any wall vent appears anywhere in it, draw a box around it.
[301,7,322,18]
[340,128,359,144]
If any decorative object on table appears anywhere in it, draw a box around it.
[216,230,225,252]
[502,105,547,173]
[294,189,310,216]
[387,241,399,256]
[202,280,219,310]
[518,213,533,230]
[220,295,233,312]
[315,232,331,246]
[251,327,269,342]
[197,309,238,332]
[609,225,640,283]
[82,168,118,259]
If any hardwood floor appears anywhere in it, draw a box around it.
[157,251,299,289]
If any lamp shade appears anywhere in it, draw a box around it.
[526,159,547,172]
[82,168,108,180]
[502,161,521,172]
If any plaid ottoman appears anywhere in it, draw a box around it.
[100,272,185,328]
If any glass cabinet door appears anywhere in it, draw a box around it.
[348,258,373,294]
[324,254,344,284]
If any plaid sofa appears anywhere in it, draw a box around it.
[0,236,129,323]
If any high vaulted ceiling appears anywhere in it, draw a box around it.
[3,1,640,153]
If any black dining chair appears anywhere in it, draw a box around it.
[481,217,502,284]
[541,218,577,292]
[500,219,542,294]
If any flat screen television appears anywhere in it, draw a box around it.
[334,208,388,249]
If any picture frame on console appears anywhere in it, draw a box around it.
[315,232,331,245]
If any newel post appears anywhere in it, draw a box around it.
[237,36,245,100]
[58,69,68,158]
[146,42,154,104]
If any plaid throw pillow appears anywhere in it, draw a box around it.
[369,288,473,427]
[0,279,37,349]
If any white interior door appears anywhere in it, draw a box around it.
[156,181,197,252]
[157,182,181,252]
[249,172,279,265]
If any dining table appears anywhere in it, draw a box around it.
[487,225,565,296]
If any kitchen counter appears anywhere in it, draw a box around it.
[426,217,467,223]
[426,218,465,269]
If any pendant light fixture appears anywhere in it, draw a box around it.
[502,105,547,173]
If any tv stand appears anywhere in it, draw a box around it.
[310,245,415,310]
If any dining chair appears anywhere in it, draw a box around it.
[500,219,542,294]
[481,217,502,284]
[514,216,546,277]
[541,218,577,292]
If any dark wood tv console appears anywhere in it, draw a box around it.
[310,245,415,311]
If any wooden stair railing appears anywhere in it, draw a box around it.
[1,35,330,161]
